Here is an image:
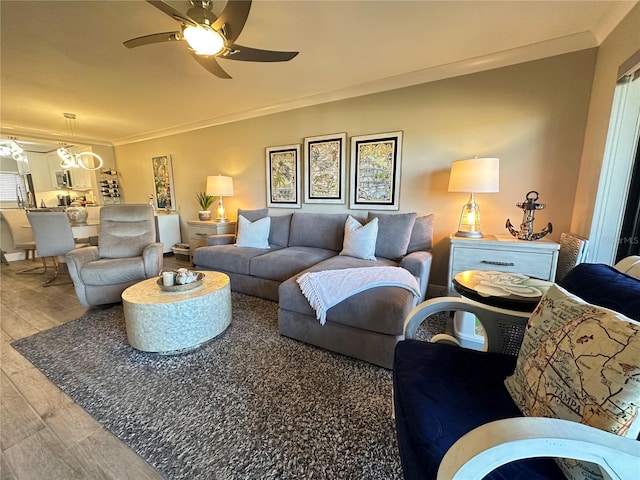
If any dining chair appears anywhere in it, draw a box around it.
[26,211,88,286]
[0,209,44,274]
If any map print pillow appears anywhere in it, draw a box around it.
[504,284,640,480]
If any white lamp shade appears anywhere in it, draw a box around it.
[206,175,234,196]
[448,157,500,193]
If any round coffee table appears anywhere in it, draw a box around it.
[122,271,231,354]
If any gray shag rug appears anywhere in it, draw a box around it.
[12,292,449,480]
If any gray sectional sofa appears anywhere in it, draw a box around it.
[193,208,433,369]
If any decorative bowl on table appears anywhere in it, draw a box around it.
[157,272,205,292]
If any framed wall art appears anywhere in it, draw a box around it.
[151,154,176,210]
[349,131,403,210]
[265,144,301,208]
[303,132,347,204]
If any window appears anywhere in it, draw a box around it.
[0,171,27,204]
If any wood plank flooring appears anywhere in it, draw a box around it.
[1,255,187,479]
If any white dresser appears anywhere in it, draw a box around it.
[448,234,560,349]
[448,234,560,293]
[187,220,236,261]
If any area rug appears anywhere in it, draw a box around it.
[12,293,449,480]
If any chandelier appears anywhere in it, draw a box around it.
[0,138,27,163]
[57,113,103,171]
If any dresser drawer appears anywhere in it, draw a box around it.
[451,247,555,282]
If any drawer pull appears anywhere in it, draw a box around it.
[195,232,208,237]
[480,260,515,267]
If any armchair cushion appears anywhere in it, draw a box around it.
[98,204,157,259]
[81,257,147,285]
[504,284,640,480]
[558,262,640,321]
[393,340,565,480]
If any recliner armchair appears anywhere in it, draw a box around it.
[393,257,640,479]
[66,204,163,306]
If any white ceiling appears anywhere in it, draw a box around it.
[0,0,636,148]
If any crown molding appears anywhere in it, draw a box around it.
[111,31,597,146]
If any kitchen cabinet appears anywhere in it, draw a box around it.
[28,153,51,192]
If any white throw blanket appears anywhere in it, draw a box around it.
[296,266,421,325]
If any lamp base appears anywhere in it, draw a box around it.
[213,218,229,223]
[454,230,483,238]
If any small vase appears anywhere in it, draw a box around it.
[198,210,211,221]
[66,204,88,225]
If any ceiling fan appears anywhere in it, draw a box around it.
[123,0,298,79]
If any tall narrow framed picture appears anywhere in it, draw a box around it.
[266,144,301,208]
[303,133,347,204]
[350,131,403,210]
[151,154,176,210]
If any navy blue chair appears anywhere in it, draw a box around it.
[393,260,640,479]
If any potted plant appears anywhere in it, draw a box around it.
[196,192,214,221]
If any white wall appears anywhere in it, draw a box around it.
[571,3,640,239]
[114,49,596,287]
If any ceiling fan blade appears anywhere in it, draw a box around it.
[146,0,198,27]
[190,51,232,79]
[224,45,298,62]
[213,0,252,44]
[123,31,182,49]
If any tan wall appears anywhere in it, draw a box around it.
[114,49,596,287]
[571,2,640,238]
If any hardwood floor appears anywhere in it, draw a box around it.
[1,255,186,480]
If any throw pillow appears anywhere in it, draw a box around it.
[339,215,378,261]
[235,215,271,249]
[235,208,268,236]
[407,214,434,253]
[504,284,640,480]
[367,212,416,260]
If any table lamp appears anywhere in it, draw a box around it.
[206,175,234,223]
[448,157,499,238]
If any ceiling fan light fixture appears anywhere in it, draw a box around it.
[183,25,224,55]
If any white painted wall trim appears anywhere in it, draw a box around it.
[588,77,640,264]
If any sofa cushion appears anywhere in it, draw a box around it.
[559,263,640,321]
[269,214,292,247]
[279,255,416,336]
[194,244,280,275]
[237,208,268,223]
[393,340,564,480]
[288,212,349,251]
[340,216,378,261]
[504,284,640,479]
[236,215,270,249]
[249,246,336,282]
[407,214,434,253]
[234,208,268,236]
[367,212,416,260]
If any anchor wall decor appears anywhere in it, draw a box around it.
[506,190,552,241]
